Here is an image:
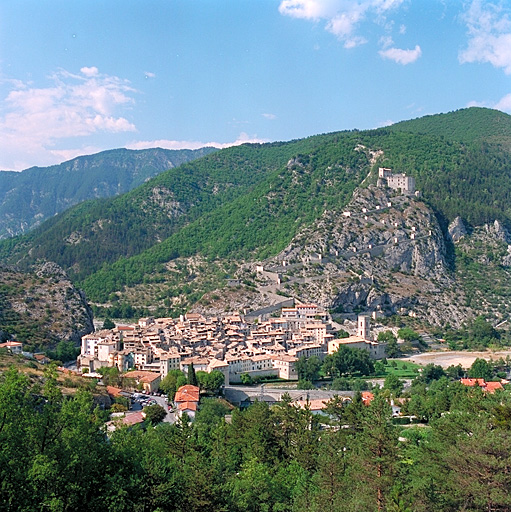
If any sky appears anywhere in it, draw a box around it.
[0,0,510,171]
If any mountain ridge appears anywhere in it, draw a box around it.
[0,146,217,239]
[3,107,511,334]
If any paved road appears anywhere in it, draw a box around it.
[131,395,176,423]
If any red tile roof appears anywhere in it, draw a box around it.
[106,386,123,397]
[361,391,374,405]
[177,401,198,412]
[460,378,504,393]
[175,385,200,403]
[460,378,485,387]
[484,381,504,393]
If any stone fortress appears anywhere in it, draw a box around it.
[377,167,416,195]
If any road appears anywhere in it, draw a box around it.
[131,395,177,423]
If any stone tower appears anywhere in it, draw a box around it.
[357,314,371,340]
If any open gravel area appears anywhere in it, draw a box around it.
[405,350,511,369]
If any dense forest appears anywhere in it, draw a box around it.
[2,363,511,512]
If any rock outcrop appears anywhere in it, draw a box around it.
[448,216,468,243]
[261,186,463,326]
[0,263,93,346]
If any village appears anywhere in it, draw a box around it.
[78,303,386,390]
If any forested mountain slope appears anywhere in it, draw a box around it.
[3,107,511,327]
[0,147,217,239]
[1,134,366,281]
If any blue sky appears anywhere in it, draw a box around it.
[0,0,510,170]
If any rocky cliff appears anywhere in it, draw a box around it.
[0,263,93,347]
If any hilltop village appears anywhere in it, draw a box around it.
[78,304,387,388]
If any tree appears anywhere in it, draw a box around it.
[378,331,400,358]
[160,369,186,400]
[144,404,167,425]
[240,373,253,385]
[102,317,115,330]
[296,356,321,382]
[383,374,403,396]
[397,327,420,343]
[323,346,374,378]
[350,395,398,511]
[468,358,493,380]
[421,363,446,383]
[446,364,464,380]
[187,363,198,386]
[196,370,225,393]
[98,366,122,387]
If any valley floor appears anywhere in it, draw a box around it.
[406,349,511,368]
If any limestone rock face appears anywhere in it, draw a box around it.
[485,219,510,243]
[263,186,461,326]
[0,263,94,345]
[448,216,468,243]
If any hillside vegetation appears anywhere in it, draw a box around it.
[0,147,216,239]
[3,107,511,325]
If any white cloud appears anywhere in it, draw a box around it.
[0,67,137,170]
[279,0,405,48]
[465,92,511,113]
[379,44,422,64]
[262,113,277,120]
[495,93,511,112]
[144,71,156,79]
[460,0,511,74]
[80,66,99,77]
[126,132,270,151]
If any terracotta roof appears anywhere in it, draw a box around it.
[460,378,504,394]
[0,341,22,347]
[174,385,200,403]
[361,391,374,405]
[177,401,198,412]
[106,386,123,397]
[123,371,161,383]
[484,381,503,393]
[460,378,485,387]
[119,411,145,426]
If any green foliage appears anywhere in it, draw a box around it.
[187,363,198,386]
[159,369,186,400]
[378,330,400,358]
[102,317,115,330]
[97,366,122,387]
[143,404,167,426]
[240,373,253,385]
[383,374,403,396]
[2,361,511,511]
[468,358,494,380]
[295,355,321,382]
[397,327,420,343]
[420,363,446,384]
[323,346,374,378]
[196,370,225,393]
[0,147,217,240]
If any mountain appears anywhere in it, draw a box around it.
[0,262,93,349]
[0,147,217,239]
[388,106,511,144]
[3,107,511,330]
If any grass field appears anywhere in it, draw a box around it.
[372,359,422,379]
